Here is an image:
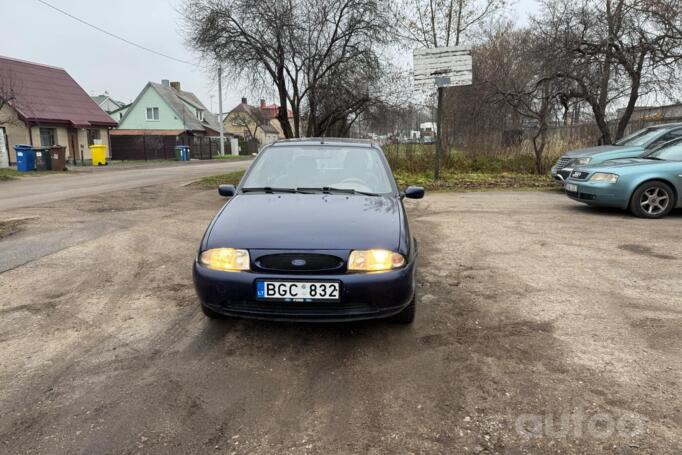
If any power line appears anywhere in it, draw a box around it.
[35,0,192,65]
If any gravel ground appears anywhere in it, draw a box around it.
[0,187,680,454]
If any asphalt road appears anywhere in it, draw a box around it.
[0,187,680,454]
[0,160,250,212]
[0,160,250,273]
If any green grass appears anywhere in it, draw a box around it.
[394,170,559,192]
[213,154,250,160]
[0,168,69,181]
[190,170,246,189]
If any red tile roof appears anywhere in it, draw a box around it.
[0,56,117,128]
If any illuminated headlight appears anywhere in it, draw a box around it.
[572,157,592,166]
[348,249,406,272]
[590,172,619,183]
[199,248,250,271]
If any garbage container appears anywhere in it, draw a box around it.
[174,145,190,161]
[49,145,67,171]
[14,145,36,172]
[34,147,50,171]
[90,144,107,166]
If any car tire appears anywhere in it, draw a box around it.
[629,181,675,219]
[201,304,225,319]
[391,295,416,324]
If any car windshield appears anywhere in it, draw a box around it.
[614,127,663,146]
[241,145,395,194]
[644,140,682,161]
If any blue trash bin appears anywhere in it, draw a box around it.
[15,145,36,172]
[182,145,190,161]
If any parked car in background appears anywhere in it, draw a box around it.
[551,123,682,182]
[564,137,682,218]
[193,139,425,323]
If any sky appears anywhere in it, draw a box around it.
[1,0,538,114]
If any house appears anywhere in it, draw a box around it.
[91,92,130,122]
[223,97,292,145]
[111,80,223,160]
[419,122,437,142]
[617,103,682,123]
[0,56,117,164]
[116,80,221,135]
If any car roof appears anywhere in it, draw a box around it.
[269,138,377,148]
[650,122,682,130]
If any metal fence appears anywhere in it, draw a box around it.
[110,135,225,161]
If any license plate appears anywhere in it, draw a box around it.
[565,183,578,193]
[256,281,340,301]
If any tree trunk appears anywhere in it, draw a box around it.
[276,66,293,138]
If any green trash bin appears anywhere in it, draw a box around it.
[35,147,50,171]
[174,145,183,161]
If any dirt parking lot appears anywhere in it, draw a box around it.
[0,185,680,454]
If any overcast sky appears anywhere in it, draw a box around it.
[2,0,538,114]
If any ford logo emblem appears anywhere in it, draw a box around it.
[291,259,307,267]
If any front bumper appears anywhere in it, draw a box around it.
[193,260,416,322]
[564,179,629,208]
[551,166,573,182]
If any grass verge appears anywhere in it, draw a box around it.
[190,169,558,193]
[0,169,70,181]
[394,170,560,192]
[190,170,246,189]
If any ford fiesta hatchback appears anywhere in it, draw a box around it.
[193,139,425,323]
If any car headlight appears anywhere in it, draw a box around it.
[199,248,250,271]
[572,157,592,166]
[348,249,406,272]
[590,172,619,183]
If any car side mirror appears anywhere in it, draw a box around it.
[218,184,236,197]
[404,186,425,199]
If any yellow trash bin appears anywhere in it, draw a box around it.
[90,144,107,166]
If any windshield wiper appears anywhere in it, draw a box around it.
[641,156,665,160]
[296,186,381,196]
[241,187,299,194]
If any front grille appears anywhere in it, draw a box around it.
[255,253,344,273]
[570,171,590,180]
[555,157,572,170]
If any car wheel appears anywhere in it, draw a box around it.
[629,181,675,219]
[391,294,416,324]
[201,304,225,319]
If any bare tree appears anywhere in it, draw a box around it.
[183,0,394,139]
[534,0,682,143]
[184,0,296,138]
[396,0,506,48]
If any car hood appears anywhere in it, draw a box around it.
[563,145,641,158]
[578,158,678,175]
[205,194,402,250]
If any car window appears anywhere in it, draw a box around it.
[651,128,682,148]
[615,127,662,146]
[649,141,682,161]
[242,146,395,194]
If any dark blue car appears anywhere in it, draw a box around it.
[193,139,425,323]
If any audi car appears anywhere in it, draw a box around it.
[193,139,425,323]
[551,123,682,182]
[564,137,682,218]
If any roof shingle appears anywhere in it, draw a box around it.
[0,56,117,128]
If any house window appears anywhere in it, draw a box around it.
[39,128,56,146]
[146,107,160,121]
[196,109,204,121]
[87,129,101,146]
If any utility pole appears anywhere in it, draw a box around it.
[218,65,225,157]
